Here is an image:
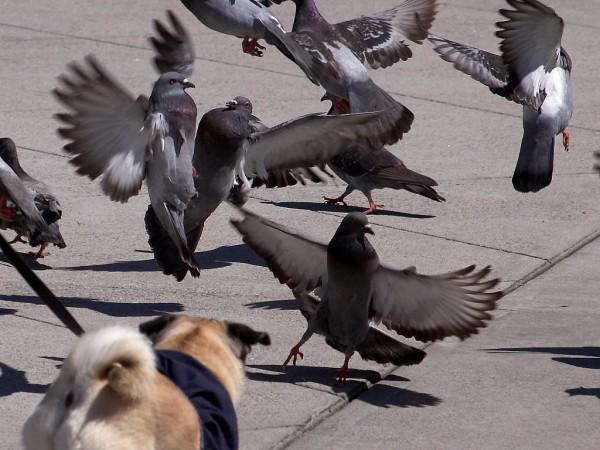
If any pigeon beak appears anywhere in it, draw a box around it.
[182,79,195,89]
[226,99,238,108]
[364,225,374,235]
[320,93,332,102]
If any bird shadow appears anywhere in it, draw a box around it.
[61,243,265,273]
[246,364,441,408]
[565,387,600,399]
[0,250,53,270]
[487,346,600,370]
[0,294,184,318]
[262,200,436,219]
[245,299,297,311]
[0,362,49,397]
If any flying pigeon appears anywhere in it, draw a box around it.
[54,15,200,277]
[146,96,389,281]
[0,138,65,258]
[231,209,502,381]
[322,94,445,214]
[429,0,572,193]
[178,0,318,84]
[276,0,438,148]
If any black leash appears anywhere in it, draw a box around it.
[0,233,84,336]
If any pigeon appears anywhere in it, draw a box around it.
[54,14,200,277]
[178,0,318,84]
[322,94,445,214]
[429,0,572,193]
[146,96,390,281]
[274,0,439,146]
[0,138,65,258]
[231,209,502,381]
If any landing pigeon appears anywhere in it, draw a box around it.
[146,96,389,281]
[232,209,502,381]
[429,0,572,193]
[0,138,65,258]
[54,14,200,277]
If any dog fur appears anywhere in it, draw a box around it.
[22,315,270,450]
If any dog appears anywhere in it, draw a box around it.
[22,315,270,450]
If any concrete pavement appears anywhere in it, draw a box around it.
[1,0,599,449]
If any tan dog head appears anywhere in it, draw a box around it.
[139,315,270,405]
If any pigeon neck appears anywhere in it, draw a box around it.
[292,0,327,32]
[0,144,27,178]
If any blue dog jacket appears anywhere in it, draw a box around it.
[155,350,238,450]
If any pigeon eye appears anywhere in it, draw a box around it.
[65,392,74,407]
[169,79,176,85]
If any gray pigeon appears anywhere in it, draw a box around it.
[146,96,390,281]
[0,138,65,258]
[178,0,318,84]
[322,95,445,214]
[275,0,439,146]
[232,209,502,381]
[429,0,572,193]
[54,46,199,276]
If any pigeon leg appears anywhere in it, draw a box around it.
[562,129,570,152]
[242,37,266,57]
[30,243,49,259]
[8,234,27,244]
[283,343,304,366]
[335,352,354,383]
[283,326,315,367]
[0,194,16,221]
[363,193,384,215]
[324,185,354,206]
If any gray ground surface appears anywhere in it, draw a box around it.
[1,0,599,449]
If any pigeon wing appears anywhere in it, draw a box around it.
[429,35,509,91]
[230,207,328,292]
[334,0,439,69]
[150,10,195,77]
[54,55,151,203]
[496,0,564,107]
[244,111,384,180]
[370,264,502,342]
[0,159,51,237]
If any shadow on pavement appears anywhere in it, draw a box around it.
[0,251,53,270]
[487,346,600,369]
[246,364,441,408]
[245,299,297,311]
[565,387,600,399]
[261,200,436,219]
[61,244,265,273]
[0,362,48,397]
[0,294,185,317]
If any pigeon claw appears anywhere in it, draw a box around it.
[30,243,49,260]
[323,196,347,206]
[562,129,570,152]
[363,200,384,215]
[242,37,266,57]
[283,344,304,367]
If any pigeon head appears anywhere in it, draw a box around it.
[329,213,376,264]
[225,96,253,114]
[150,72,196,120]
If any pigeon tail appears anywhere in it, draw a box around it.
[144,205,200,281]
[402,184,446,202]
[355,328,427,366]
[512,115,555,193]
[349,82,414,147]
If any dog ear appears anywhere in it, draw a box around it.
[139,315,177,344]
[226,322,270,361]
